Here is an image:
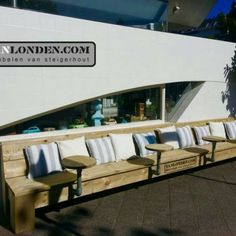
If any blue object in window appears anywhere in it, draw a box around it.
[23,126,40,134]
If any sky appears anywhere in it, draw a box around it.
[207,0,235,19]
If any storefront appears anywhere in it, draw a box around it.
[9,86,163,134]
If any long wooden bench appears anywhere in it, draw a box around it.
[1,118,236,234]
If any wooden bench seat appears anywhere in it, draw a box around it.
[6,172,77,197]
[1,117,236,234]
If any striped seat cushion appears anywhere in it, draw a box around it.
[176,126,195,148]
[86,137,116,164]
[193,125,211,145]
[133,132,157,157]
[25,142,63,179]
[156,126,180,149]
[224,121,236,139]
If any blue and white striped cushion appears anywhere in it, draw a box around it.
[86,137,116,164]
[25,143,63,179]
[193,125,211,145]
[133,132,157,157]
[224,121,236,139]
[176,126,195,148]
[157,126,180,149]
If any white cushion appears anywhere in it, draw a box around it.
[57,136,89,159]
[109,133,136,161]
[86,137,116,164]
[176,126,195,148]
[133,132,157,157]
[157,126,180,149]
[209,122,226,138]
[224,121,236,139]
[193,125,211,145]
[25,143,63,179]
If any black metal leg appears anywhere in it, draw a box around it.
[156,152,161,175]
[75,169,82,196]
[203,154,207,165]
[211,142,216,162]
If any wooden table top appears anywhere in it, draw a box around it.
[62,155,96,170]
[145,144,173,152]
[184,146,209,155]
[202,135,227,143]
[127,157,154,166]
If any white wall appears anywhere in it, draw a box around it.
[178,81,236,122]
[0,7,235,127]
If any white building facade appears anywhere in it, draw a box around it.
[0,3,235,133]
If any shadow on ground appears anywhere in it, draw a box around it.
[35,206,93,236]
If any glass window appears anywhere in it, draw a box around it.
[16,0,167,31]
[0,0,12,7]
[1,0,167,32]
[165,82,194,121]
[102,87,161,125]
[17,0,57,14]
[0,86,161,135]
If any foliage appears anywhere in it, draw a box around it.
[217,2,236,42]
[225,47,236,76]
[222,48,236,117]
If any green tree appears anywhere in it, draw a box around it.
[217,2,236,42]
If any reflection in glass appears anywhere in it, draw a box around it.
[0,86,161,135]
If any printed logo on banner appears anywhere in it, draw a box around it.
[0,42,96,67]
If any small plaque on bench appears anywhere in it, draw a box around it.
[164,157,198,174]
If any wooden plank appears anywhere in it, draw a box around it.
[82,158,155,181]
[4,159,27,179]
[175,117,235,128]
[82,168,149,196]
[214,148,236,162]
[34,187,72,209]
[6,172,77,197]
[161,149,198,164]
[9,189,35,234]
[6,178,50,196]
[157,156,201,176]
[32,167,149,209]
[2,143,25,161]
[36,172,77,186]
[163,157,198,174]
[6,162,150,197]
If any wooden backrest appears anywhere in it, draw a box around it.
[1,117,235,180]
[1,122,170,180]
